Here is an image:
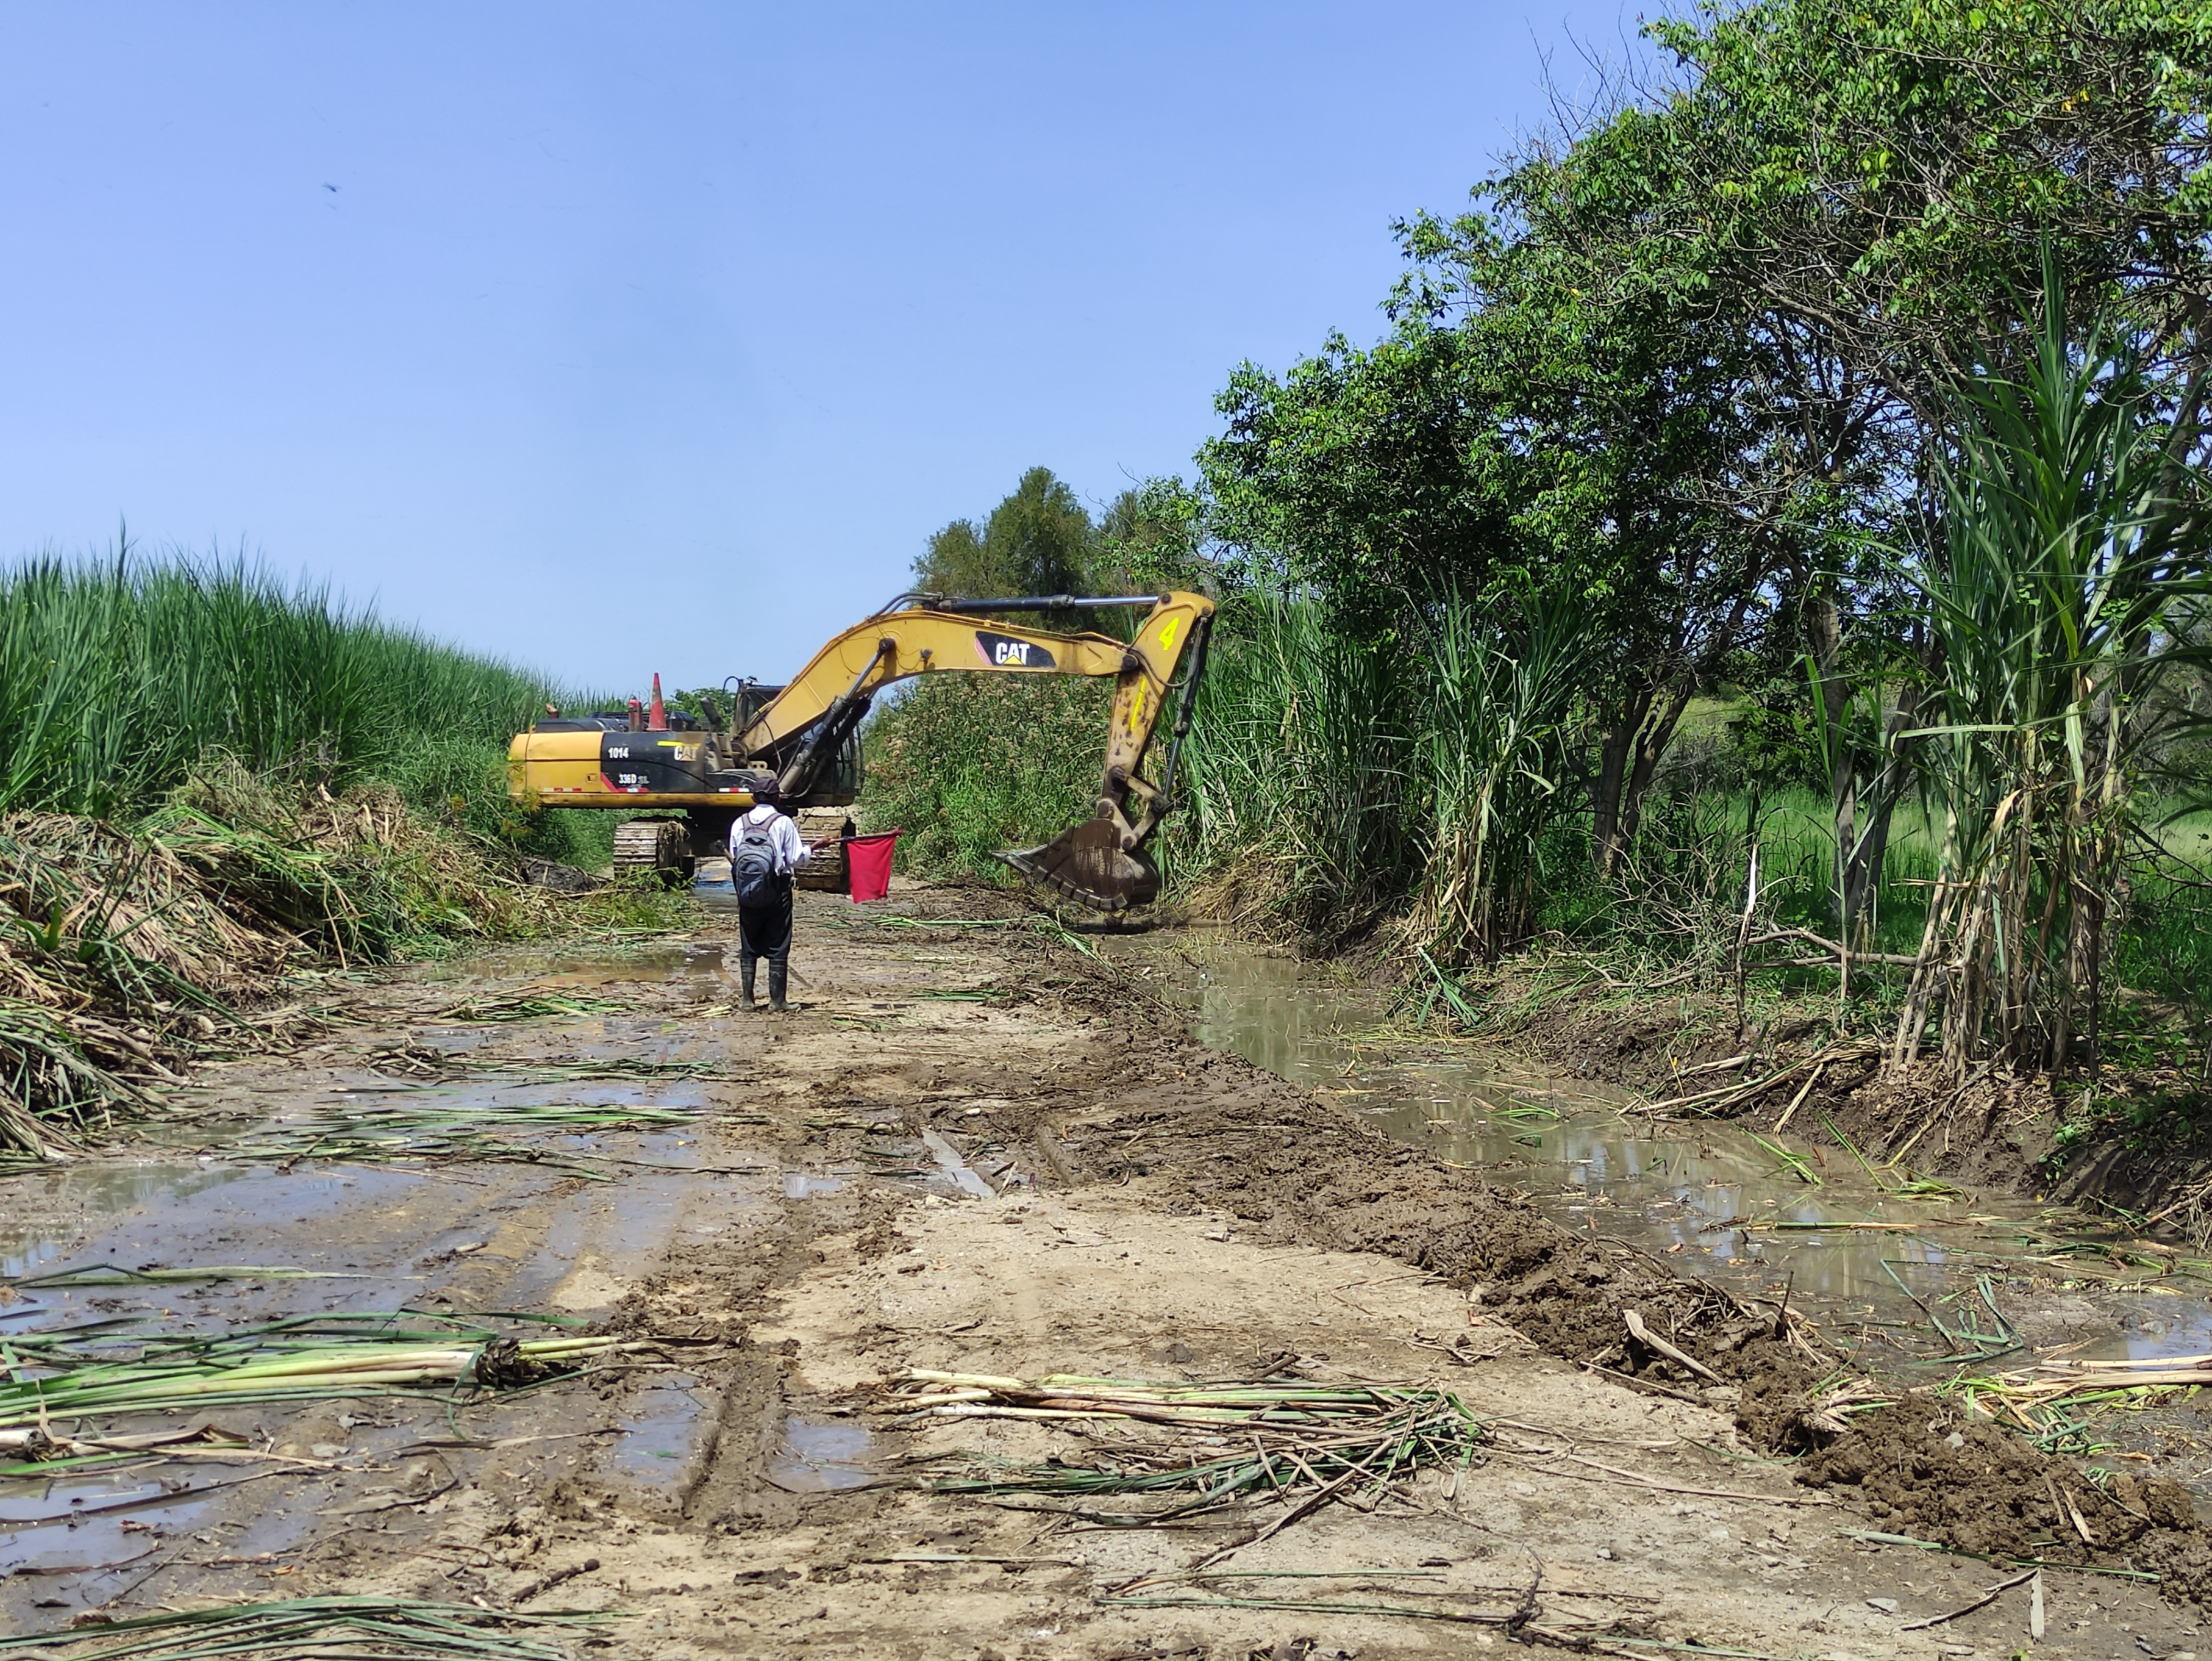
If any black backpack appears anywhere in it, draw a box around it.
[731,814,781,906]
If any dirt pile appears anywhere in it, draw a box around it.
[1797,1391,2201,1557]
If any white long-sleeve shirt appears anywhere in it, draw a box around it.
[736,803,811,875]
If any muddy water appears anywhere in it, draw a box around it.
[1104,931,2212,1370]
[0,1478,212,1578]
[766,1418,874,1493]
[1,1162,245,1281]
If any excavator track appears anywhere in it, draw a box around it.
[792,808,854,893]
[612,818,693,885]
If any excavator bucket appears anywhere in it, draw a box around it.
[998,816,1160,912]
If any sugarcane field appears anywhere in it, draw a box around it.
[10,2,2212,1658]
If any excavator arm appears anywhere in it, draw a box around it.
[741,590,1215,910]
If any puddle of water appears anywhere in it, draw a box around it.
[0,1479,210,1577]
[0,1162,248,1281]
[1105,931,2208,1365]
[2,1163,434,1343]
[766,1417,874,1492]
[609,1385,707,1488]
[404,935,725,984]
[534,947,724,986]
[310,1078,709,1123]
[918,1129,996,1200]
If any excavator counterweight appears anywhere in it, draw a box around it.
[507,590,1215,912]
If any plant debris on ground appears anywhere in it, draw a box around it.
[888,1371,1490,1528]
[0,1310,633,1441]
[0,766,683,1161]
[0,1595,619,1661]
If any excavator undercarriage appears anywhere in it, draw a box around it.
[508,590,1215,911]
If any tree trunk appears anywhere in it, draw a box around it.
[1617,681,1696,852]
[1839,682,1920,947]
[1803,587,1859,942]
[1591,683,1655,876]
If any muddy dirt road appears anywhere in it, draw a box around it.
[3,890,2206,1659]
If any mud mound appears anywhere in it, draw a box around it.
[1824,1063,2061,1191]
[1798,1391,2198,1559]
[1110,1086,1821,1391]
[1507,996,1763,1085]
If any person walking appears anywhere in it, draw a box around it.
[729,780,811,1012]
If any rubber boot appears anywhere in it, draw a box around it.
[767,959,788,1012]
[738,955,758,1011]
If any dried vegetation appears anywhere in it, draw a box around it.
[0,759,672,1161]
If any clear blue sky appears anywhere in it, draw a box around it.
[0,1,1634,691]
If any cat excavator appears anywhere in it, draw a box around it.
[506,590,1215,911]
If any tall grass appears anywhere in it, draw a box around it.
[1408,579,1594,961]
[1892,273,2209,1075]
[0,555,579,820]
[1169,587,1412,931]
[1163,581,1603,957]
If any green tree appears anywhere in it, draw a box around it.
[1097,479,1214,596]
[912,466,1098,598]
[1201,230,1777,874]
[1450,0,2212,933]
[1306,0,2212,938]
[913,519,994,598]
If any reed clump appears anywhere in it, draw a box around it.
[0,759,676,1161]
[886,1370,1490,1525]
[0,555,568,819]
[0,1595,619,1661]
[1891,275,2212,1080]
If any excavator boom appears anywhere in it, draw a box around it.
[507,590,1215,911]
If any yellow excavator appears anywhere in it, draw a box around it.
[506,590,1216,911]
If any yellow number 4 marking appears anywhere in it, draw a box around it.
[1159,618,1179,648]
